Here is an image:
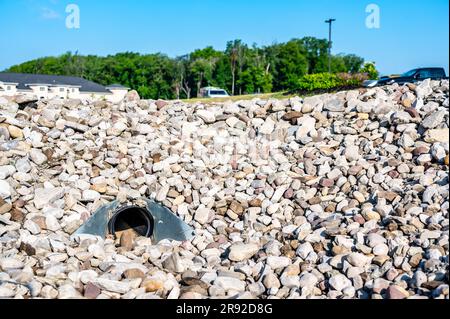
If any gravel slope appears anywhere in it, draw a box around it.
[0,80,448,299]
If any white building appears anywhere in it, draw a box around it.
[0,73,129,103]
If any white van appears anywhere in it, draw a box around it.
[200,87,230,98]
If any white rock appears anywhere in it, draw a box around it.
[266,256,291,270]
[23,219,41,234]
[344,145,360,162]
[0,287,15,298]
[82,190,101,202]
[296,116,316,139]
[194,207,210,225]
[298,273,318,289]
[328,274,352,291]
[214,277,245,292]
[296,242,314,259]
[229,243,259,262]
[0,165,16,179]
[93,278,131,294]
[29,149,47,165]
[0,180,12,199]
[34,187,65,209]
[45,215,61,231]
[196,109,216,124]
[346,253,370,267]
[259,117,276,135]
[0,258,24,270]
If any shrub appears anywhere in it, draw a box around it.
[296,72,368,92]
[360,62,379,79]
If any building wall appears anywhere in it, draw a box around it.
[0,84,126,102]
[28,85,49,99]
[0,83,18,96]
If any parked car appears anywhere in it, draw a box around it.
[199,87,230,98]
[363,67,448,88]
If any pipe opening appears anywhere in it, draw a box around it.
[108,206,153,238]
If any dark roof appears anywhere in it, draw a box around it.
[0,73,111,93]
[106,83,129,89]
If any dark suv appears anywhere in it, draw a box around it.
[363,67,448,87]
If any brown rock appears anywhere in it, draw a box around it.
[284,264,300,276]
[229,201,244,215]
[282,111,302,122]
[389,170,400,179]
[8,125,23,139]
[378,191,399,202]
[409,253,423,268]
[372,255,390,266]
[332,246,349,256]
[152,153,162,163]
[248,198,262,207]
[386,285,410,299]
[142,278,164,292]
[182,277,209,289]
[445,155,449,166]
[91,183,107,194]
[84,282,101,299]
[180,285,208,296]
[354,214,365,225]
[422,281,444,290]
[348,165,363,176]
[283,188,294,199]
[43,148,53,161]
[362,210,381,221]
[404,107,419,118]
[290,240,300,249]
[320,178,334,187]
[402,99,412,108]
[10,208,24,223]
[123,268,145,279]
[13,199,26,208]
[20,242,36,256]
[413,146,429,156]
[357,113,369,120]
[387,221,398,232]
[31,216,47,230]
[119,229,136,251]
[156,100,169,110]
[308,197,322,205]
[325,203,336,213]
[0,198,12,214]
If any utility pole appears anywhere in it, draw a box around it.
[325,18,336,74]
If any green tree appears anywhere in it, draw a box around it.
[272,39,308,91]
[341,54,364,73]
[361,61,379,79]
[299,37,329,74]
[6,37,367,99]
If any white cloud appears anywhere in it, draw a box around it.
[41,7,61,20]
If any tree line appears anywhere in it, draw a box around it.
[6,37,370,100]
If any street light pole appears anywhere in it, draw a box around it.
[325,18,336,74]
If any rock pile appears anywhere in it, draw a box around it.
[0,79,448,299]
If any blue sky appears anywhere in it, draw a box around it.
[0,0,448,75]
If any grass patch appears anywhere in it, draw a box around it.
[180,92,296,104]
